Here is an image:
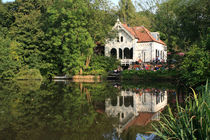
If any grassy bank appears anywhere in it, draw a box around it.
[121,70,178,80]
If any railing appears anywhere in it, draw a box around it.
[120,59,134,65]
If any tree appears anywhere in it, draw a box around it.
[0,1,14,38]
[118,0,136,24]
[174,0,209,50]
[152,0,180,51]
[86,0,118,44]
[44,0,95,75]
[8,0,48,70]
[150,0,209,51]
[128,11,153,28]
[0,37,21,79]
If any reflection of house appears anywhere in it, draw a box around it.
[105,89,167,136]
[105,19,167,65]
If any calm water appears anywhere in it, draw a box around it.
[0,80,182,140]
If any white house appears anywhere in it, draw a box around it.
[105,19,167,65]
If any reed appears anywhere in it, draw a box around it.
[152,80,209,139]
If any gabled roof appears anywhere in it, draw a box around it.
[122,24,166,46]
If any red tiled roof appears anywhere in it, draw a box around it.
[124,112,154,130]
[122,24,166,46]
[124,108,165,130]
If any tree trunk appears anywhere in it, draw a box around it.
[79,68,83,75]
[85,56,91,68]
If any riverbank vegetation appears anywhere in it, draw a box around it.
[153,81,209,139]
[121,69,178,80]
[0,0,118,79]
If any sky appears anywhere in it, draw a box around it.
[111,0,119,5]
[2,0,14,3]
[2,0,120,5]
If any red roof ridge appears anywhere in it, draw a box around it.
[121,23,166,45]
[131,27,138,39]
[142,26,166,45]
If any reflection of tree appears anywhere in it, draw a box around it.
[0,81,119,140]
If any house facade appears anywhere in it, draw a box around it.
[105,19,167,65]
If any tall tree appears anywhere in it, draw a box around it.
[153,0,179,51]
[8,0,47,69]
[0,1,14,38]
[44,0,95,75]
[0,37,21,79]
[85,0,117,44]
[150,0,209,51]
[118,0,136,24]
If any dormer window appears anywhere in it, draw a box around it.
[121,36,123,42]
[157,34,160,40]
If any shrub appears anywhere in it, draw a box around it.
[121,70,177,80]
[15,68,43,80]
[179,45,209,86]
[87,55,120,74]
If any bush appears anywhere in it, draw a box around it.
[152,81,210,139]
[87,55,120,75]
[179,45,209,86]
[15,68,43,80]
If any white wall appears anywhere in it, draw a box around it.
[152,42,167,62]
[134,43,152,62]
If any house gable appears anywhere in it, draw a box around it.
[112,19,136,41]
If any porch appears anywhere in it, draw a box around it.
[110,47,134,65]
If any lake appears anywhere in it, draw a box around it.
[0,80,184,140]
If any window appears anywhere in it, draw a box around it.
[156,49,158,57]
[121,36,123,42]
[163,52,164,60]
[122,113,124,118]
[117,37,119,42]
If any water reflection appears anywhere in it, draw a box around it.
[105,88,167,138]
[0,80,176,140]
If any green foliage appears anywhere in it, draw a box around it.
[0,2,14,38]
[118,0,136,24]
[0,0,121,78]
[44,0,95,75]
[152,81,210,139]
[129,11,153,28]
[8,0,47,70]
[86,0,117,44]
[15,67,43,80]
[0,37,21,79]
[179,45,209,86]
[85,55,120,75]
[152,0,209,51]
